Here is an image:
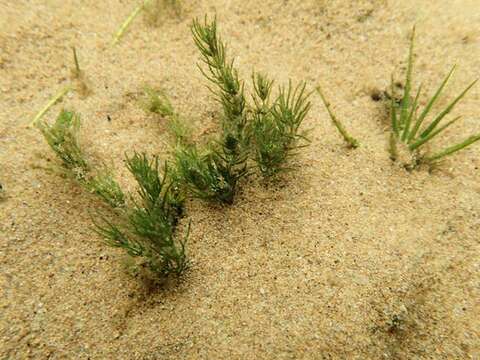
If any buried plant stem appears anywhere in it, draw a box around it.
[72,46,81,77]
[316,85,359,148]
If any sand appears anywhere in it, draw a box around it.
[1,0,479,358]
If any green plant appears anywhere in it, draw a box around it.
[251,77,312,176]
[316,85,359,148]
[169,17,311,203]
[112,0,181,45]
[94,152,188,276]
[38,110,90,178]
[39,110,187,277]
[389,27,480,168]
[38,110,125,208]
[175,145,246,204]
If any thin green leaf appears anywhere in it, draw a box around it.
[316,85,359,148]
[409,116,461,151]
[408,65,456,141]
[402,84,422,142]
[399,26,416,131]
[425,133,480,162]
[420,79,477,138]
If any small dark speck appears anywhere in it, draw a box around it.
[107,115,112,122]
[370,91,382,102]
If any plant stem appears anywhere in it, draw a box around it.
[112,0,151,45]
[72,46,80,76]
[316,86,359,148]
[29,86,72,128]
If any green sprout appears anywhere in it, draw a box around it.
[389,26,480,168]
[316,85,359,148]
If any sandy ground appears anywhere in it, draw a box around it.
[1,0,480,358]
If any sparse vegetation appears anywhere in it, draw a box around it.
[389,27,480,169]
[156,16,312,203]
[29,87,71,128]
[140,86,192,146]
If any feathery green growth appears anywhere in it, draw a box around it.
[389,27,480,168]
[172,16,251,203]
[38,110,90,178]
[39,113,188,276]
[38,110,125,208]
[171,17,311,202]
[87,169,126,208]
[251,77,312,176]
[192,16,249,146]
[141,86,175,116]
[175,145,246,204]
[101,152,188,276]
[316,85,359,148]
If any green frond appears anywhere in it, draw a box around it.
[38,109,90,178]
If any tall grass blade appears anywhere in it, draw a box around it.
[402,84,422,142]
[425,133,480,162]
[408,65,456,142]
[399,26,415,132]
[409,116,461,151]
[420,79,478,138]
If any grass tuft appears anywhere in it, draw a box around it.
[389,26,480,168]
